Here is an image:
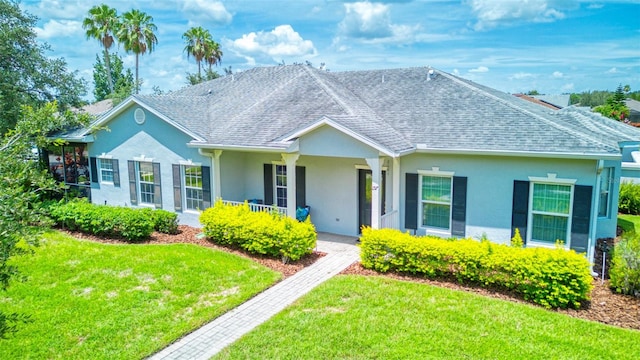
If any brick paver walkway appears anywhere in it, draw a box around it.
[149,234,359,360]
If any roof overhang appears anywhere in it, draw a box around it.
[402,145,621,161]
[189,142,289,153]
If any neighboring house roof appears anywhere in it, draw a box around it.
[80,99,114,116]
[71,65,640,159]
[531,94,571,109]
[514,94,562,110]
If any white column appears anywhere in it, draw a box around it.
[366,157,383,229]
[282,153,300,218]
[392,157,400,214]
[213,150,223,200]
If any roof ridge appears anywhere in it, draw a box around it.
[302,65,355,115]
[437,71,616,151]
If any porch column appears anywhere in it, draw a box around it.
[212,150,223,200]
[366,157,383,229]
[392,157,400,213]
[282,153,300,218]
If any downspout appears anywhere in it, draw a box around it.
[589,160,604,273]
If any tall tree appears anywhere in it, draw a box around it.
[204,38,222,73]
[183,26,212,78]
[92,52,134,103]
[0,101,89,337]
[116,9,157,94]
[83,4,119,94]
[0,0,86,135]
[594,84,630,121]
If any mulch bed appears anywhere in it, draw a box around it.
[62,225,640,331]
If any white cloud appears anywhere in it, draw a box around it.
[469,66,489,73]
[561,83,574,92]
[452,68,460,76]
[25,0,91,20]
[337,1,419,44]
[35,20,83,39]
[510,72,535,79]
[467,0,565,31]
[606,67,618,74]
[182,0,232,25]
[552,71,564,78]
[229,25,316,62]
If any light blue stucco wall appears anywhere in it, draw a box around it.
[298,125,379,159]
[399,153,606,245]
[88,104,209,226]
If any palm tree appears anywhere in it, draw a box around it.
[183,26,212,78]
[83,4,119,94]
[204,39,223,73]
[117,9,158,94]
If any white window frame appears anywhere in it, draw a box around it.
[418,168,455,234]
[183,165,204,212]
[137,161,155,206]
[527,174,576,249]
[274,163,287,208]
[598,167,614,218]
[98,157,114,184]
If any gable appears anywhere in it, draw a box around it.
[297,124,381,159]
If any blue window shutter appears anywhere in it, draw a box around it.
[172,164,182,212]
[511,180,530,242]
[202,166,211,209]
[296,166,306,208]
[405,173,418,230]
[112,159,120,187]
[264,164,273,206]
[128,161,137,205]
[571,185,592,253]
[90,157,98,183]
[153,163,162,209]
[451,176,467,237]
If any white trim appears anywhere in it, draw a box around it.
[409,146,621,160]
[355,164,388,171]
[418,173,454,233]
[191,143,287,153]
[418,167,455,177]
[182,164,205,212]
[97,158,114,185]
[98,153,113,159]
[526,181,575,249]
[179,159,202,166]
[528,174,577,185]
[133,155,154,162]
[283,116,396,157]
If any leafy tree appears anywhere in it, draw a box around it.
[116,9,157,94]
[204,39,222,73]
[185,70,220,86]
[0,0,86,135]
[594,84,630,121]
[92,52,134,102]
[183,26,216,78]
[526,90,540,95]
[0,102,89,338]
[83,4,120,94]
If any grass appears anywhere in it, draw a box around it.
[618,214,640,234]
[215,275,640,360]
[0,231,281,359]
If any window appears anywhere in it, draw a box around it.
[421,175,452,230]
[100,159,114,183]
[138,162,155,205]
[530,183,572,245]
[275,165,287,208]
[599,167,613,217]
[184,165,203,211]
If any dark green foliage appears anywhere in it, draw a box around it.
[610,235,640,297]
[618,182,640,215]
[594,84,630,121]
[359,228,593,309]
[92,52,134,103]
[140,208,179,234]
[200,201,316,262]
[0,0,86,134]
[49,200,155,242]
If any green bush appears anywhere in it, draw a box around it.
[140,208,179,234]
[359,228,593,309]
[618,181,640,215]
[49,200,156,242]
[610,235,640,297]
[199,200,316,262]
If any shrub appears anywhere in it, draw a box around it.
[618,181,640,215]
[49,200,155,242]
[359,228,593,309]
[140,208,179,234]
[511,228,523,248]
[610,235,640,297]
[200,200,316,262]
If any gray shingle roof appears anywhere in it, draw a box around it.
[94,65,640,157]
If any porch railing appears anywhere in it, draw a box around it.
[222,200,287,215]
[380,210,399,229]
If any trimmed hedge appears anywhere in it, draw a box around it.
[618,181,640,215]
[200,200,316,262]
[360,228,593,309]
[49,200,179,242]
[610,235,640,297]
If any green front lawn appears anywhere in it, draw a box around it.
[0,231,281,359]
[618,214,640,234]
[215,275,640,360]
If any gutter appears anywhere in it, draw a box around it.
[398,146,621,161]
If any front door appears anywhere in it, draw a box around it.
[357,169,386,233]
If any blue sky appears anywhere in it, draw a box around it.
[20,0,640,100]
